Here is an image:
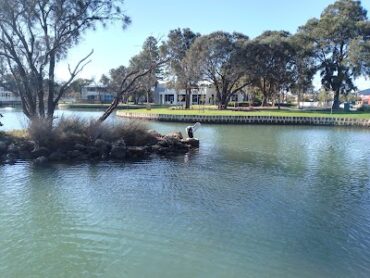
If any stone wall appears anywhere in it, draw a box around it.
[117,111,370,128]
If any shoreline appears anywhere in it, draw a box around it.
[117,111,370,128]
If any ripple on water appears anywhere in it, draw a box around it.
[2,121,370,277]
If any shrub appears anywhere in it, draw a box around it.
[27,116,158,148]
[114,121,155,146]
[27,118,54,147]
[53,116,89,147]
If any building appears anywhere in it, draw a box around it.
[80,85,116,103]
[359,89,370,106]
[153,82,245,106]
[0,87,21,106]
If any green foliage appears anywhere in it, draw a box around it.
[0,0,130,121]
[99,35,164,118]
[188,31,250,109]
[298,0,370,109]
[66,78,93,97]
[245,31,297,106]
[317,89,333,103]
[162,28,201,109]
[129,36,162,103]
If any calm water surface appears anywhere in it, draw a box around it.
[1,107,370,277]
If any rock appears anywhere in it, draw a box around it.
[18,150,32,160]
[49,151,67,161]
[94,139,111,154]
[166,131,183,140]
[74,143,87,151]
[127,146,147,158]
[114,139,126,148]
[5,153,17,163]
[110,146,127,160]
[148,129,162,138]
[31,147,50,158]
[109,139,127,160]
[159,136,179,147]
[0,141,7,154]
[67,150,82,159]
[7,143,19,154]
[86,146,100,158]
[18,141,34,152]
[150,144,161,153]
[34,156,48,165]
[101,153,109,160]
[181,138,200,148]
[145,135,160,146]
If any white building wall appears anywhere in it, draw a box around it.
[0,88,21,102]
[154,83,248,106]
[80,86,115,102]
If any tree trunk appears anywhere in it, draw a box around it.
[297,89,302,109]
[98,97,120,123]
[217,96,229,110]
[185,88,191,109]
[47,52,56,118]
[261,96,268,107]
[332,90,340,110]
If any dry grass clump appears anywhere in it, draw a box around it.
[53,116,89,146]
[99,121,157,146]
[27,116,158,148]
[87,120,157,146]
[27,118,54,147]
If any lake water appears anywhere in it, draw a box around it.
[1,107,370,277]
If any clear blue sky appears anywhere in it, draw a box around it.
[55,0,370,89]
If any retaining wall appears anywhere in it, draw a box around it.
[116,111,370,128]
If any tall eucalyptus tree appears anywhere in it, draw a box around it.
[162,28,200,109]
[299,0,370,109]
[188,32,251,109]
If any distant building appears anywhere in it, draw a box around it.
[80,85,116,103]
[0,87,21,106]
[153,82,245,106]
[359,88,370,106]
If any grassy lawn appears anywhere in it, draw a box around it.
[120,107,370,119]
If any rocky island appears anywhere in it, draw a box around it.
[0,118,199,165]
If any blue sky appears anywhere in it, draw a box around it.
[55,0,370,90]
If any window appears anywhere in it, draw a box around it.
[165,94,174,102]
[87,95,95,100]
[192,94,199,103]
[177,95,186,102]
[103,95,113,102]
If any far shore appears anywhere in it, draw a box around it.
[117,107,370,119]
[116,108,370,128]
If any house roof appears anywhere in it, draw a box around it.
[359,89,370,95]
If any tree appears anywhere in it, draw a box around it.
[289,33,317,108]
[245,31,296,107]
[98,62,166,122]
[0,0,130,124]
[188,31,251,109]
[66,78,93,99]
[129,36,162,104]
[299,0,370,110]
[162,28,200,109]
[349,32,370,78]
